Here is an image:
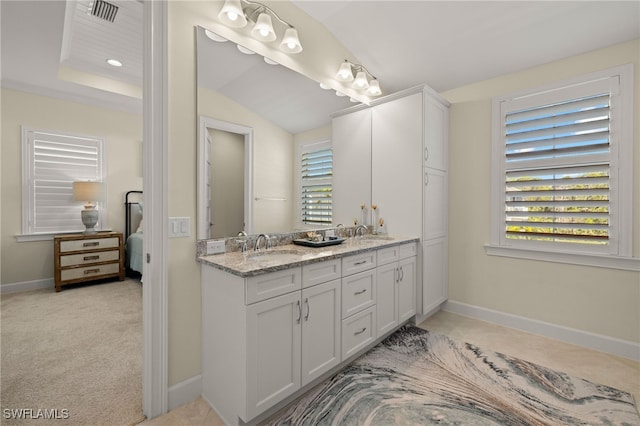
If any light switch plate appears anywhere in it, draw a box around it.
[169,217,190,238]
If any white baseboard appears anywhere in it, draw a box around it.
[0,278,53,294]
[443,300,640,362]
[167,374,202,411]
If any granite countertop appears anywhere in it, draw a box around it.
[198,235,419,277]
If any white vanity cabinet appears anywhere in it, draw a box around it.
[422,92,449,315]
[202,260,341,424]
[376,242,417,337]
[332,85,450,320]
[201,239,420,424]
[340,251,377,359]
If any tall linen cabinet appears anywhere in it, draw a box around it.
[333,86,450,317]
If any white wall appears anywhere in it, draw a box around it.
[442,39,640,344]
[0,88,142,285]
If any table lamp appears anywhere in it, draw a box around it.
[73,181,104,234]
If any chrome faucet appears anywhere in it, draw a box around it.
[254,234,271,251]
[354,224,368,237]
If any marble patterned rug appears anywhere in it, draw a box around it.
[264,326,639,425]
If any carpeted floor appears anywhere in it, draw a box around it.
[263,325,640,425]
[1,279,144,426]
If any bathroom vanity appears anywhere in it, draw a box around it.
[199,235,417,425]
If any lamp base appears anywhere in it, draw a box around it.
[81,208,99,234]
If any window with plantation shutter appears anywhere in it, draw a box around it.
[301,142,332,225]
[491,65,633,260]
[21,128,107,236]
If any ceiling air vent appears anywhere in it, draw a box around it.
[90,0,119,23]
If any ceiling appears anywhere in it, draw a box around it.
[1,0,143,113]
[2,1,639,130]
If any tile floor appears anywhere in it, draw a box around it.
[139,310,639,425]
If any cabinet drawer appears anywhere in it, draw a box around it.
[60,262,120,282]
[341,269,376,319]
[341,306,376,360]
[59,237,120,253]
[246,268,302,304]
[342,251,376,276]
[302,259,341,289]
[60,250,120,267]
[398,242,417,260]
[377,246,400,266]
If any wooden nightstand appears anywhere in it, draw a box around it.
[53,232,125,292]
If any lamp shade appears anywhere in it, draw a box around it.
[336,61,354,82]
[218,0,247,28]
[353,71,370,90]
[279,27,302,53]
[73,181,104,203]
[251,13,276,42]
[366,79,382,96]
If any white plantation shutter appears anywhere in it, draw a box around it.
[494,69,632,256]
[504,91,611,247]
[22,128,106,234]
[301,146,332,225]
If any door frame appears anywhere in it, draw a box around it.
[142,0,168,418]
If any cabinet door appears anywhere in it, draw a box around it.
[376,262,398,337]
[301,280,341,386]
[423,169,447,241]
[422,238,448,315]
[246,292,301,420]
[332,108,372,226]
[424,94,448,171]
[372,92,423,236]
[398,256,416,323]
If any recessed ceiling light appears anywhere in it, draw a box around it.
[106,59,123,67]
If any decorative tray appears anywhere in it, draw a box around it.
[292,238,345,248]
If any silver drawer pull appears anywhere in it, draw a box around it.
[84,268,100,275]
[83,255,100,261]
[83,241,100,247]
[354,260,367,266]
[354,327,367,336]
[304,298,310,321]
[354,289,367,296]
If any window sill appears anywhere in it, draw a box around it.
[484,244,640,272]
[15,229,112,242]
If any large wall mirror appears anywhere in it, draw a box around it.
[196,25,351,240]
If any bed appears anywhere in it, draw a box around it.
[125,190,143,277]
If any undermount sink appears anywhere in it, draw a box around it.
[359,235,395,241]
[246,249,304,261]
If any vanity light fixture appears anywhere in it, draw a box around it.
[334,59,383,97]
[218,0,303,54]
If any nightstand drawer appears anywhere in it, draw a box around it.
[59,237,120,253]
[60,263,121,282]
[60,250,120,267]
